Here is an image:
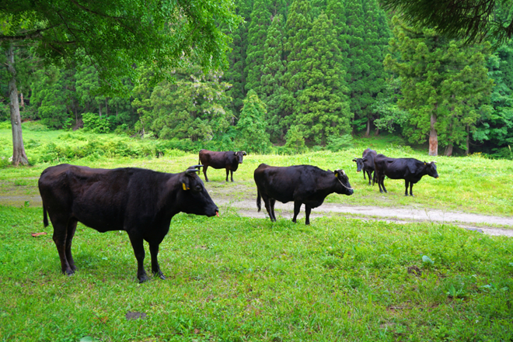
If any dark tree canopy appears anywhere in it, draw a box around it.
[381,0,513,45]
[0,0,241,94]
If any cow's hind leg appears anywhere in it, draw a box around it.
[304,205,312,225]
[51,215,74,276]
[203,166,209,182]
[367,170,372,185]
[262,195,275,222]
[225,169,230,182]
[148,239,165,280]
[128,233,148,283]
[65,219,78,272]
[270,199,277,221]
[292,201,302,223]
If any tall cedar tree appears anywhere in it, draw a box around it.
[236,89,271,152]
[282,0,312,132]
[296,12,352,144]
[385,17,493,156]
[245,0,272,96]
[224,0,254,115]
[260,14,287,141]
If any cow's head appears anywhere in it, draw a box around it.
[352,158,366,172]
[424,161,439,179]
[179,165,219,217]
[234,151,247,164]
[334,169,354,195]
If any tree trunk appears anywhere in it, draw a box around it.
[20,92,24,108]
[466,125,470,156]
[374,128,380,136]
[365,117,370,137]
[429,112,438,156]
[99,103,102,118]
[105,98,108,116]
[6,44,29,166]
[445,144,453,156]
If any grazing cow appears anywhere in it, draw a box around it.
[352,148,377,185]
[373,154,439,196]
[38,164,218,283]
[254,164,354,225]
[198,149,247,182]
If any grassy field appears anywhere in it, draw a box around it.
[1,206,513,341]
[1,127,513,216]
[1,128,513,341]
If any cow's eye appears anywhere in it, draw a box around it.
[195,185,202,192]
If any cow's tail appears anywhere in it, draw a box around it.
[256,190,262,212]
[43,205,49,227]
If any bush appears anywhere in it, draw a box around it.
[326,134,354,152]
[82,113,112,133]
[22,121,50,132]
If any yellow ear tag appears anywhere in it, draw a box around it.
[182,183,188,191]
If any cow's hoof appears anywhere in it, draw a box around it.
[154,271,166,280]
[65,270,75,276]
[159,274,166,280]
[138,274,149,283]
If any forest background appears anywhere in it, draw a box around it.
[2,0,513,160]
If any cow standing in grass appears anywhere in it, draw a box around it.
[254,164,354,225]
[374,155,439,196]
[352,148,377,185]
[198,149,247,182]
[38,164,218,283]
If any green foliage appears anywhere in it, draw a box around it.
[384,17,493,155]
[326,134,354,152]
[235,90,271,152]
[21,121,50,132]
[82,113,112,134]
[284,125,306,153]
[1,0,242,95]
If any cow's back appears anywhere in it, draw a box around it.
[255,164,321,203]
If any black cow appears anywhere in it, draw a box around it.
[374,154,439,196]
[254,164,354,225]
[352,148,377,185]
[38,164,218,283]
[198,149,247,182]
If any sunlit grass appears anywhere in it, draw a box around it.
[1,206,512,341]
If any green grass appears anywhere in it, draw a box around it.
[1,126,513,215]
[1,206,512,341]
[1,129,513,340]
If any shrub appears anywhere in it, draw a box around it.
[82,113,111,133]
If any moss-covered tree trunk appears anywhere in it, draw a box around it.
[6,44,29,166]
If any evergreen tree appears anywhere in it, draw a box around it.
[245,0,271,95]
[384,17,493,156]
[146,66,233,142]
[260,14,287,141]
[235,89,270,152]
[282,0,312,131]
[224,0,254,115]
[296,12,352,144]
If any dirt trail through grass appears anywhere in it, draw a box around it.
[216,199,513,237]
[2,184,512,237]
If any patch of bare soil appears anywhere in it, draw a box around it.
[216,199,513,237]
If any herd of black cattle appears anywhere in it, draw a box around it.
[37,148,439,282]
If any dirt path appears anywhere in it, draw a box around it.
[4,193,512,237]
[216,199,513,237]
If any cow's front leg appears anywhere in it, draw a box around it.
[409,182,414,197]
[404,180,409,196]
[230,170,234,182]
[128,233,148,283]
[304,205,312,225]
[292,201,302,223]
[225,169,230,182]
[367,170,372,185]
[149,241,165,280]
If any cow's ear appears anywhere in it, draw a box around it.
[234,152,237,156]
[352,158,357,162]
[362,158,367,162]
[243,151,247,156]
